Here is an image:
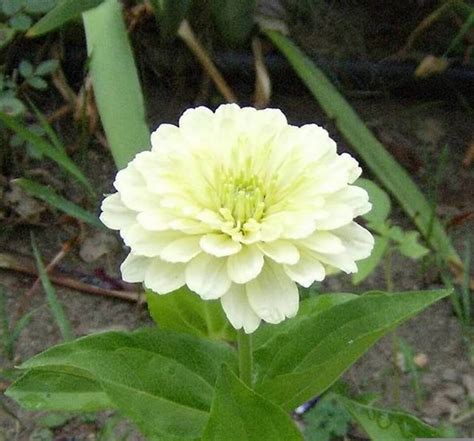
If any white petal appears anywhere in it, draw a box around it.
[311,251,358,274]
[121,224,181,257]
[185,253,231,299]
[113,161,160,211]
[330,185,372,217]
[160,236,202,263]
[333,222,374,260]
[221,284,261,334]
[315,203,354,230]
[297,124,337,161]
[136,210,173,231]
[178,106,215,144]
[144,259,185,294]
[258,240,299,264]
[100,193,135,230]
[284,248,326,287]
[304,231,345,254]
[339,153,362,183]
[200,234,242,257]
[150,123,182,152]
[226,245,264,284]
[247,260,299,324]
[266,213,316,240]
[120,253,149,283]
[259,220,283,242]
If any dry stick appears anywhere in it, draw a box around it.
[252,36,272,109]
[462,139,474,167]
[0,251,141,304]
[177,19,238,103]
[23,235,78,302]
[47,104,72,123]
[54,66,108,150]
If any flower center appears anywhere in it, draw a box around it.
[219,172,266,223]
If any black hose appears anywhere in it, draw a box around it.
[214,50,474,98]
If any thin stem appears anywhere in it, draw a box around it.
[384,248,394,293]
[385,247,401,407]
[238,330,253,388]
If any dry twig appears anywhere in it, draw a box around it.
[1,251,142,305]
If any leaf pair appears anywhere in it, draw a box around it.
[7,289,449,439]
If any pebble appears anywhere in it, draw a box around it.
[441,368,458,382]
[462,374,474,399]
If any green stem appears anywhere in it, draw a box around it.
[385,247,400,407]
[238,330,253,388]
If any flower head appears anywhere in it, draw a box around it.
[100,104,374,333]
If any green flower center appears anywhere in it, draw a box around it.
[219,172,266,223]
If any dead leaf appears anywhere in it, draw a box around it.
[5,181,45,222]
[79,230,118,263]
[415,55,449,79]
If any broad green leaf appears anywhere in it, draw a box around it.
[19,60,34,78]
[266,31,461,268]
[0,96,25,116]
[2,0,22,16]
[147,287,236,341]
[27,76,48,90]
[15,179,102,228]
[303,395,351,441]
[0,112,94,194]
[31,234,74,341]
[149,0,190,42]
[35,59,59,76]
[352,235,389,285]
[397,231,429,260]
[7,369,112,411]
[27,0,104,36]
[83,0,150,169]
[9,13,32,31]
[253,293,357,351]
[202,366,303,441]
[254,289,450,410]
[8,328,237,439]
[0,24,15,49]
[356,178,391,225]
[211,0,255,46]
[23,0,56,15]
[36,412,73,429]
[336,395,442,440]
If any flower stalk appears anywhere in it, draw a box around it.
[238,330,253,388]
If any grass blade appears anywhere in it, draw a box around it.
[266,31,461,268]
[31,234,74,341]
[15,178,103,228]
[83,0,150,169]
[27,0,104,37]
[0,112,94,195]
[27,99,65,151]
[0,287,12,359]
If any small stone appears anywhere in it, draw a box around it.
[442,368,458,382]
[462,374,474,398]
[424,393,458,417]
[442,384,465,402]
[414,353,429,368]
[421,373,437,387]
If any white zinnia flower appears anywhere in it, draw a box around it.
[100,104,374,333]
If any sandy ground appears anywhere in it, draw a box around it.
[0,90,473,440]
